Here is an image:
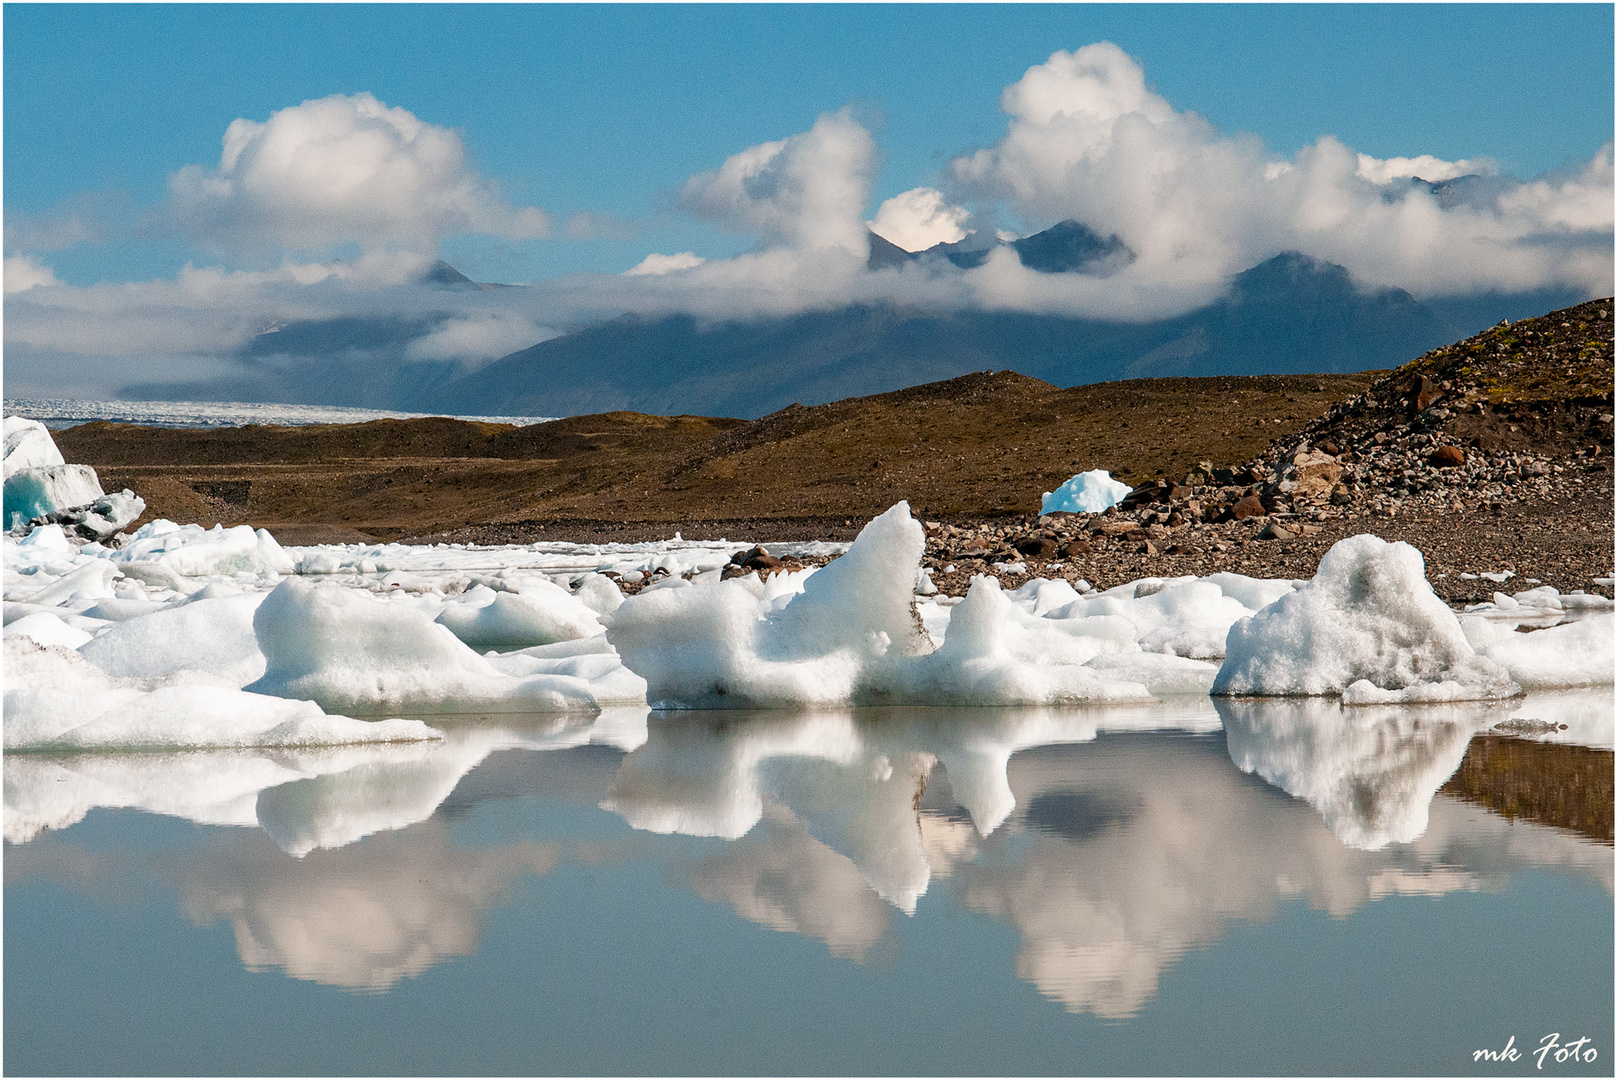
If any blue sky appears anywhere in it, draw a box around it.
[4,4,1612,400]
[6,4,1613,285]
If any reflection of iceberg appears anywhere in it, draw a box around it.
[1217,697,1496,849]
[607,705,1221,911]
[5,710,649,852]
[181,822,560,991]
[3,743,426,844]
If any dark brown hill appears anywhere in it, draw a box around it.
[57,370,1374,544]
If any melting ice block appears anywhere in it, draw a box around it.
[110,519,295,578]
[247,577,645,714]
[1212,534,1519,701]
[434,581,603,649]
[4,637,440,752]
[78,592,268,687]
[4,464,105,530]
[605,502,1155,709]
[3,416,65,476]
[1041,469,1132,514]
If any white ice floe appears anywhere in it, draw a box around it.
[110,519,295,578]
[4,637,440,752]
[246,577,645,715]
[1214,534,1520,702]
[1464,613,1615,690]
[4,610,94,649]
[433,580,603,649]
[78,591,268,686]
[606,503,1158,709]
[1041,469,1132,514]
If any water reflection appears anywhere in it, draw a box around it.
[5,699,1611,1017]
[1218,697,1495,850]
[181,823,561,992]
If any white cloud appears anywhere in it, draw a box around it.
[167,92,550,256]
[1354,152,1493,185]
[679,109,876,255]
[869,188,969,252]
[404,309,558,364]
[950,42,1613,304]
[4,255,60,294]
[624,252,706,276]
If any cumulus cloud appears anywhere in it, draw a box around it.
[4,255,61,294]
[679,109,877,255]
[624,252,706,276]
[949,42,1613,304]
[869,188,970,252]
[166,92,551,256]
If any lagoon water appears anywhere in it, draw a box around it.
[5,702,1611,1076]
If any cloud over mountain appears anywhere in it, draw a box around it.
[950,43,1613,300]
[679,109,877,256]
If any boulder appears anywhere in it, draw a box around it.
[1228,494,1268,520]
[1278,450,1343,499]
[1429,445,1466,468]
[1013,536,1057,558]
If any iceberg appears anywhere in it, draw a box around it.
[1213,534,1520,701]
[246,577,645,714]
[605,503,1156,709]
[1040,469,1133,514]
[4,464,105,530]
[4,637,441,752]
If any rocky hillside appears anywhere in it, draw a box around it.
[909,299,1613,599]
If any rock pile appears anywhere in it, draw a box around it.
[913,298,1613,596]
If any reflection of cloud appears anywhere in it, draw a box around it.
[181,822,559,991]
[1217,697,1494,849]
[690,802,892,961]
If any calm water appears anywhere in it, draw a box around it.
[5,702,1612,1076]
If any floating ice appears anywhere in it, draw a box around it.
[4,637,440,752]
[110,519,295,578]
[606,503,1155,709]
[1041,469,1133,514]
[247,577,645,714]
[1213,535,1519,701]
[434,581,602,650]
[4,463,105,530]
[28,489,146,541]
[78,592,268,686]
[1468,613,1614,690]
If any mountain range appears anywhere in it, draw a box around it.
[123,219,1585,419]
